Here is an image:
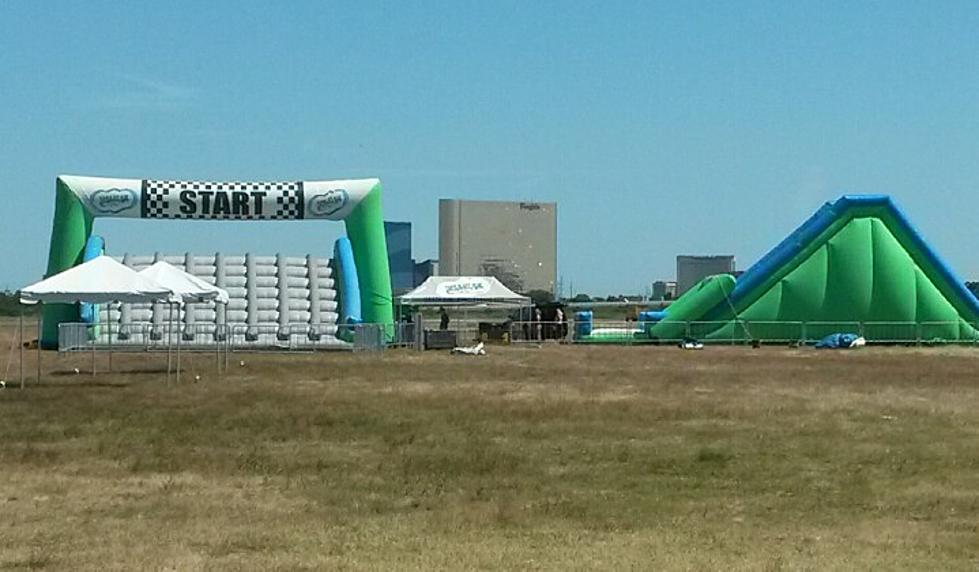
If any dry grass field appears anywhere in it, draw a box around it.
[2,330,979,569]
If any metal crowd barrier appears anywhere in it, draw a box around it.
[58,322,351,353]
[568,319,979,345]
[385,321,418,349]
[57,319,979,353]
[350,323,386,352]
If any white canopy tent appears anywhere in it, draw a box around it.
[398,276,531,307]
[138,261,229,304]
[20,255,173,305]
[396,277,532,347]
[19,255,175,383]
[138,261,230,384]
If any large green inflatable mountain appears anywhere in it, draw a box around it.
[642,195,979,343]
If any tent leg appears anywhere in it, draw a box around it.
[166,303,172,386]
[19,312,24,389]
[36,313,42,385]
[107,319,113,373]
[176,306,181,385]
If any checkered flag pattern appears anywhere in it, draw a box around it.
[141,180,305,220]
[272,188,304,220]
[142,181,172,218]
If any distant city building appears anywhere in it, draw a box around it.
[652,280,667,300]
[439,199,557,293]
[652,280,678,301]
[384,221,413,293]
[413,258,439,287]
[676,255,735,295]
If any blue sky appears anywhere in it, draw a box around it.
[2,1,979,295]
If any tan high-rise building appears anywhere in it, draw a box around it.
[676,255,736,295]
[439,199,557,294]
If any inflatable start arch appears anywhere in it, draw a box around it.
[42,175,393,347]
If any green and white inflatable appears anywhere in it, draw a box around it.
[42,175,393,348]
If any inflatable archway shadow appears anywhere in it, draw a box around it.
[41,175,393,348]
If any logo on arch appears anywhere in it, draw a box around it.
[308,189,349,217]
[89,188,138,214]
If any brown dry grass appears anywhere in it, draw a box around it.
[2,329,979,570]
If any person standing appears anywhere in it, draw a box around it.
[439,306,450,330]
[555,306,565,340]
[533,306,542,341]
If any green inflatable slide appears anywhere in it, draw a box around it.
[577,195,979,343]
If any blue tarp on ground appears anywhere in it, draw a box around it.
[814,333,862,349]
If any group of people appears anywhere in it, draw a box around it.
[521,305,567,341]
[436,304,568,341]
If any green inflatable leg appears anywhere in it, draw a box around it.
[41,178,93,348]
[343,183,394,338]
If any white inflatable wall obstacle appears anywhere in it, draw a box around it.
[99,253,348,347]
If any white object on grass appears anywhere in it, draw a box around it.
[451,342,486,356]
